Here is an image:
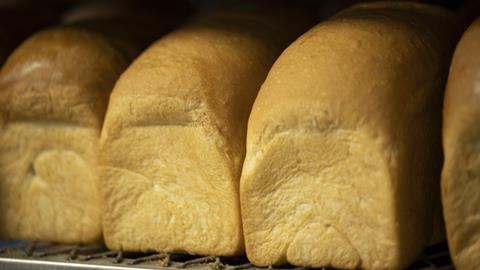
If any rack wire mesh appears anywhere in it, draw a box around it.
[0,240,454,270]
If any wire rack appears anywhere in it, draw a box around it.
[0,240,454,270]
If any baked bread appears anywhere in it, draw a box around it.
[0,2,189,243]
[240,2,459,269]
[442,17,480,270]
[100,2,313,256]
[0,27,127,243]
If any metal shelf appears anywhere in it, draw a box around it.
[0,241,454,270]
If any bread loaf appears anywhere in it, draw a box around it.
[0,2,189,243]
[0,28,127,243]
[99,2,313,256]
[442,17,480,270]
[240,2,459,269]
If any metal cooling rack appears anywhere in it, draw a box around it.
[0,240,454,270]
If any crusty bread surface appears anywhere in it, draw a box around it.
[442,17,480,270]
[0,28,127,243]
[240,2,459,269]
[100,2,313,256]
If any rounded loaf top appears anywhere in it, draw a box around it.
[247,1,459,148]
[0,27,128,128]
[443,18,480,136]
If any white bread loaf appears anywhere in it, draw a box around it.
[99,2,313,256]
[0,3,188,243]
[442,18,480,270]
[0,28,128,243]
[240,2,459,269]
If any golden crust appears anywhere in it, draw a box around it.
[442,18,480,270]
[0,28,128,128]
[240,2,458,269]
[100,3,313,256]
